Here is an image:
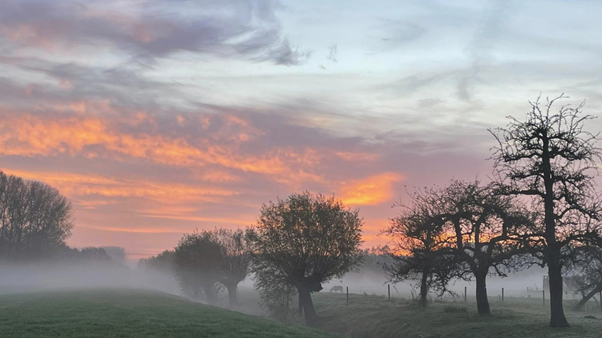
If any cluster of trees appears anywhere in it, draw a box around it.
[0,171,74,261]
[141,192,363,327]
[138,94,602,329]
[385,95,602,327]
[172,228,251,307]
[0,171,130,268]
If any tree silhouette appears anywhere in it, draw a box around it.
[247,192,363,326]
[174,231,223,304]
[212,228,251,307]
[566,246,602,311]
[439,180,534,315]
[0,171,74,260]
[490,94,602,327]
[384,186,462,308]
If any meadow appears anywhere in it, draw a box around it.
[1,287,602,337]
[0,289,336,338]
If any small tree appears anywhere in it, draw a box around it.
[253,258,298,321]
[440,180,534,315]
[490,94,602,327]
[384,186,461,308]
[174,231,223,304]
[567,246,602,311]
[212,228,251,307]
[247,192,363,326]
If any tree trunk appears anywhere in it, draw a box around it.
[226,284,238,308]
[542,136,570,328]
[475,272,490,315]
[298,293,303,316]
[573,285,602,311]
[298,287,319,327]
[548,256,569,327]
[420,269,428,308]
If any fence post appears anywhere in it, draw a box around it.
[464,286,467,303]
[543,290,545,306]
[346,287,349,303]
[388,284,391,301]
[502,288,504,303]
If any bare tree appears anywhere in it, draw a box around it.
[490,94,602,327]
[247,192,363,327]
[384,186,462,308]
[440,180,534,315]
[566,246,602,311]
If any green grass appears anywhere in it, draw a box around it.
[0,289,339,338]
[2,288,602,338]
[310,292,602,338]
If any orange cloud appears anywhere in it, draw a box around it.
[0,110,324,185]
[335,151,380,162]
[339,172,403,206]
[80,226,187,234]
[3,169,237,204]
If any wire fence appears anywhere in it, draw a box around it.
[328,284,602,311]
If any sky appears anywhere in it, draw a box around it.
[1,0,602,261]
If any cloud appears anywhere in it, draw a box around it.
[0,0,310,66]
[339,172,403,206]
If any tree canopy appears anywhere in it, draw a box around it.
[0,171,74,261]
[247,191,363,326]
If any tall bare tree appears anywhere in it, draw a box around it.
[490,94,602,327]
[247,192,363,326]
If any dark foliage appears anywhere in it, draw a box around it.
[247,191,363,326]
[0,171,74,261]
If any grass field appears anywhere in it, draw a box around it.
[0,289,337,338]
[311,292,602,338]
[2,288,602,337]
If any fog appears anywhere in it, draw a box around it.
[0,262,178,296]
[325,265,552,299]
[0,257,564,316]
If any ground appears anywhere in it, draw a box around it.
[0,289,337,338]
[312,292,602,337]
[1,288,602,337]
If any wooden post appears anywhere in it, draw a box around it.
[599,291,602,312]
[464,286,467,303]
[543,290,545,306]
[346,287,349,303]
[388,284,391,301]
[502,288,504,303]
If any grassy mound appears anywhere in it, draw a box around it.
[0,289,338,338]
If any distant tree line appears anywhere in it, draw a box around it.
[0,170,128,267]
[0,171,73,261]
